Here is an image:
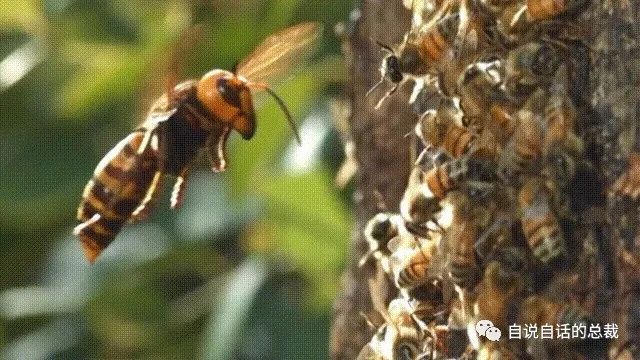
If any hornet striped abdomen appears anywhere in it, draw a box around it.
[75,131,159,262]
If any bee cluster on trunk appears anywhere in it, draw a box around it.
[356,0,632,358]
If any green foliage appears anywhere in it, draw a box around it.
[0,0,352,358]
[252,169,351,310]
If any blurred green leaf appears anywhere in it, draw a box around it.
[0,0,46,35]
[201,256,269,360]
[0,128,94,231]
[249,168,351,309]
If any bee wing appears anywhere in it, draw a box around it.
[236,22,322,84]
[356,343,382,360]
[166,25,205,100]
[409,0,425,32]
[137,108,177,154]
[416,0,453,34]
[387,235,406,254]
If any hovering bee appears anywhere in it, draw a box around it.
[517,177,566,264]
[74,22,321,263]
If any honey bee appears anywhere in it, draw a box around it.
[359,212,403,269]
[447,191,490,288]
[472,249,531,360]
[518,295,607,358]
[517,177,566,264]
[542,89,578,151]
[401,153,498,235]
[474,248,529,333]
[368,12,462,107]
[611,152,640,199]
[513,111,543,165]
[519,295,591,330]
[476,341,520,360]
[475,0,589,45]
[74,22,321,263]
[541,89,584,195]
[358,281,431,360]
[389,235,443,290]
[400,165,452,232]
[417,104,476,158]
[522,0,590,21]
[374,0,509,105]
[503,41,562,99]
[496,105,543,182]
[457,59,520,144]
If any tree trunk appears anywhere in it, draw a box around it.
[330,1,415,358]
[330,0,640,358]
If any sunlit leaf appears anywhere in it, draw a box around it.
[201,256,270,360]
[1,318,82,360]
[0,0,46,35]
[0,38,45,92]
[248,169,351,309]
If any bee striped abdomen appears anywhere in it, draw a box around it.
[527,0,566,19]
[75,131,158,262]
[426,166,453,199]
[397,255,430,288]
[518,181,565,263]
[449,221,479,288]
[422,30,449,63]
[419,14,459,63]
[443,125,474,158]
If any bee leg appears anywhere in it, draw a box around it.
[612,152,640,199]
[206,126,232,172]
[130,171,164,222]
[170,166,191,210]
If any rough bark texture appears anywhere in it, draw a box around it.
[330,0,640,358]
[329,1,415,359]
[587,0,640,355]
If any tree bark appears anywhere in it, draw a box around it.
[586,0,640,355]
[330,1,415,359]
[330,0,640,358]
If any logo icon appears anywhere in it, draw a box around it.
[475,320,501,341]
